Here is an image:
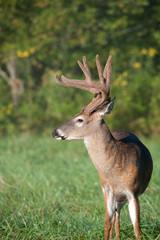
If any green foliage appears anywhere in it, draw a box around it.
[0,135,159,239]
[108,49,160,135]
[0,0,160,136]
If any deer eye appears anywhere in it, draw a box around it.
[77,119,83,123]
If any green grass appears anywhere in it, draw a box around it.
[0,134,159,240]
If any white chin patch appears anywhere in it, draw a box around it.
[56,137,63,141]
[55,135,67,140]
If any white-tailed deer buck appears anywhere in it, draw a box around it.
[52,55,153,239]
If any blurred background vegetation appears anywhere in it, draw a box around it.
[0,0,160,137]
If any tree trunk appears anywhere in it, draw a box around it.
[0,57,24,107]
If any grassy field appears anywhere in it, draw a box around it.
[0,134,159,240]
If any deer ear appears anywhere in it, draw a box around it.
[99,98,115,117]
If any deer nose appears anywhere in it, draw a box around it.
[52,129,59,138]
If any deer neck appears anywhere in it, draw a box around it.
[84,119,116,173]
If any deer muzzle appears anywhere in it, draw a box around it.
[52,129,67,140]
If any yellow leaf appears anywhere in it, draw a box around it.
[133,62,141,68]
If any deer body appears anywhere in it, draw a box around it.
[53,55,153,239]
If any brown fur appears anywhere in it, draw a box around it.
[53,113,152,240]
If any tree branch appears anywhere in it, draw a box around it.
[7,59,16,79]
[0,69,10,82]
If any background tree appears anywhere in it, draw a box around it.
[0,0,159,135]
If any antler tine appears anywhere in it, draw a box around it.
[96,55,104,85]
[77,58,92,82]
[55,75,62,84]
[103,55,112,95]
[82,56,92,82]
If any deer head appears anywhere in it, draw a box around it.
[53,55,115,140]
